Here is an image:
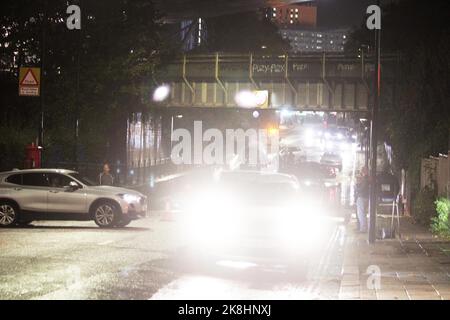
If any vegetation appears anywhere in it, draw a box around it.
[0,2,288,171]
[411,188,436,226]
[0,0,167,169]
[431,198,450,238]
[199,11,290,54]
[348,0,450,221]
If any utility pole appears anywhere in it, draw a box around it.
[39,0,48,154]
[74,2,82,169]
[369,0,382,243]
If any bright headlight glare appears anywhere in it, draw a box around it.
[119,194,140,203]
[182,189,238,247]
[279,209,323,249]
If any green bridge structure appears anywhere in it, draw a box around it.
[157,53,399,112]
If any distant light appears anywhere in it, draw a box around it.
[235,91,255,108]
[176,114,183,119]
[153,85,170,102]
[235,90,268,108]
[268,127,279,136]
[252,110,260,119]
[281,109,291,117]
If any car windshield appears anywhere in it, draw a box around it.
[69,173,97,186]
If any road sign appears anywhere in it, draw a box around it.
[19,67,40,96]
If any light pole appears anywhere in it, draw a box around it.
[368,0,382,243]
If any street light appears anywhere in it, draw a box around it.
[368,0,382,244]
[235,90,257,108]
[153,84,171,102]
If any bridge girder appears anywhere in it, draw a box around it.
[156,53,398,112]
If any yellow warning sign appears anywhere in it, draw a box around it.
[19,67,40,96]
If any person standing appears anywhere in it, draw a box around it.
[99,163,114,186]
[355,166,370,233]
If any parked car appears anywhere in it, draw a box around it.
[0,169,147,228]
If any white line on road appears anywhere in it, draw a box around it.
[98,240,114,246]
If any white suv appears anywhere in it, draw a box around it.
[0,169,147,228]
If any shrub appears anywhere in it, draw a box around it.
[412,188,436,225]
[431,198,450,237]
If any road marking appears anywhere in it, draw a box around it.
[98,240,114,246]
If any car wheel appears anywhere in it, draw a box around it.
[116,217,131,228]
[0,202,19,228]
[93,202,120,228]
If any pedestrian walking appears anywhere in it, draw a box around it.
[99,162,114,186]
[355,166,370,233]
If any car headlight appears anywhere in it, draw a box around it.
[118,194,140,203]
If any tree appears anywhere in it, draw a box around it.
[347,0,450,194]
[193,11,290,54]
[0,0,168,169]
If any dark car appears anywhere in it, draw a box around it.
[280,162,345,220]
[176,170,327,277]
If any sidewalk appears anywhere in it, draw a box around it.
[339,216,450,300]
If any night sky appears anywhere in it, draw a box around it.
[316,0,375,28]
